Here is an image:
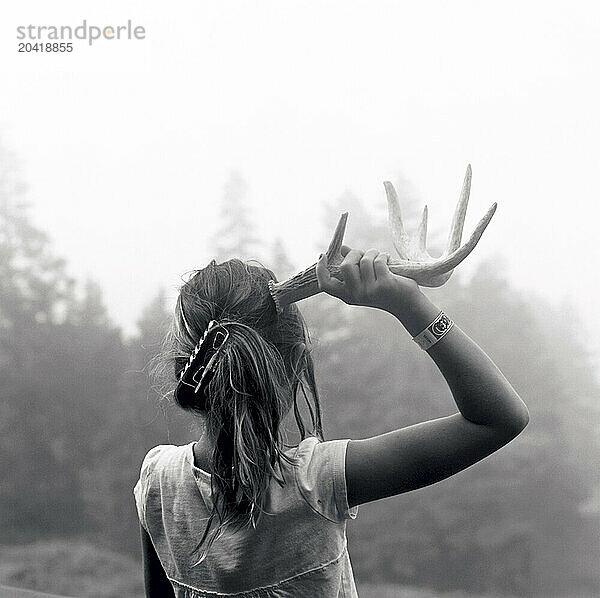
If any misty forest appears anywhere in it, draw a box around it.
[1,146,598,598]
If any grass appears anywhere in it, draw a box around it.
[1,541,596,598]
[357,584,507,597]
[356,584,598,598]
[0,540,144,598]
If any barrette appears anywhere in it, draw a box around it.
[175,320,230,404]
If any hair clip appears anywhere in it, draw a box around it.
[175,320,230,407]
[188,329,229,393]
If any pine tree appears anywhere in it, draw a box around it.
[0,144,85,540]
[270,238,295,280]
[211,172,260,261]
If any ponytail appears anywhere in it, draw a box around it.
[188,322,296,564]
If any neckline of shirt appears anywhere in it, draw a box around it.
[185,441,212,479]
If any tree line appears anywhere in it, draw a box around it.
[1,159,598,596]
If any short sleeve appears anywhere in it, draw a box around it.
[294,437,359,523]
[133,445,165,531]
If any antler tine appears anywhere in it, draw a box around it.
[416,205,428,253]
[268,213,348,312]
[445,164,472,255]
[383,181,410,259]
[387,201,497,285]
[324,211,348,260]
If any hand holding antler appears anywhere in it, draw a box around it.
[268,165,497,312]
[316,246,420,311]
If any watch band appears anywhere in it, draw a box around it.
[412,311,454,350]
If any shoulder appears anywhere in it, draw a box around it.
[134,444,188,499]
[292,436,359,523]
[138,444,180,478]
[133,443,190,529]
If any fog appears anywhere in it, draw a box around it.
[2,3,600,597]
[2,1,599,364]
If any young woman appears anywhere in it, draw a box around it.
[134,247,529,598]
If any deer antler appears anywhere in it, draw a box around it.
[268,212,349,313]
[268,165,497,312]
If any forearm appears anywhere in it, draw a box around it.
[389,289,529,434]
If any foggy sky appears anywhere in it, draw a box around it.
[3,1,599,367]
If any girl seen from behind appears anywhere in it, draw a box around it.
[134,247,529,598]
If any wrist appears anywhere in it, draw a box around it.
[386,289,441,337]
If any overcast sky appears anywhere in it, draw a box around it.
[2,1,599,365]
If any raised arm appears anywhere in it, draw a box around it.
[316,247,529,508]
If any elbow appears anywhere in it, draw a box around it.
[489,389,530,440]
[514,408,530,435]
[504,402,530,439]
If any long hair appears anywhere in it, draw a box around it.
[154,258,323,564]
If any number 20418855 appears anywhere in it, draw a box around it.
[18,42,73,52]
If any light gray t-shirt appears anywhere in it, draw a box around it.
[133,436,359,597]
